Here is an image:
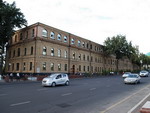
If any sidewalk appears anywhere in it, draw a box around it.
[128,92,150,113]
[100,84,150,113]
[0,78,39,85]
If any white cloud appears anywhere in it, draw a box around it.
[6,0,150,53]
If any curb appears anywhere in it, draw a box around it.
[128,93,150,113]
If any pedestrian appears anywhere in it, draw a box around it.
[10,73,13,82]
[17,73,20,81]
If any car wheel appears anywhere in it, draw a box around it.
[51,82,56,87]
[65,81,69,86]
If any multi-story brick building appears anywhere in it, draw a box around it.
[5,22,134,75]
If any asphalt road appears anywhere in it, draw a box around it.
[0,75,150,113]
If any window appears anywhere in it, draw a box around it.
[43,47,47,55]
[23,62,26,71]
[15,35,17,42]
[90,44,92,49]
[30,62,32,70]
[43,62,46,70]
[78,40,81,47]
[91,66,93,72]
[83,54,85,61]
[8,63,11,71]
[64,64,67,71]
[58,49,61,57]
[25,31,28,39]
[87,56,89,61]
[87,43,89,49]
[20,33,23,40]
[78,54,81,60]
[16,63,19,71]
[13,50,15,57]
[51,48,54,56]
[57,34,61,40]
[91,56,93,62]
[58,64,61,71]
[51,63,54,71]
[87,66,90,71]
[24,48,27,56]
[79,65,81,71]
[50,32,55,39]
[95,46,97,51]
[64,36,67,42]
[31,46,33,55]
[64,51,67,58]
[32,29,35,37]
[71,38,75,44]
[17,48,20,57]
[83,66,86,71]
[9,51,11,58]
[12,63,14,71]
[95,57,97,62]
[82,42,85,47]
[42,29,48,37]
[73,52,75,59]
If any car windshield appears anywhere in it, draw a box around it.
[140,71,147,73]
[124,72,131,74]
[48,74,58,78]
[128,74,137,78]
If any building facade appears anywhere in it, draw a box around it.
[5,22,133,75]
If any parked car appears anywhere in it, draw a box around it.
[122,72,131,78]
[139,70,149,77]
[124,74,141,84]
[42,73,69,87]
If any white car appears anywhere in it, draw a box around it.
[42,73,69,87]
[124,74,141,84]
[122,72,131,78]
[139,70,149,77]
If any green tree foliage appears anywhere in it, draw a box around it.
[0,0,27,74]
[139,53,150,69]
[104,35,135,71]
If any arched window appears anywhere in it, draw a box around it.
[64,36,67,42]
[20,33,23,40]
[15,35,17,42]
[78,40,81,47]
[50,32,55,39]
[31,46,34,55]
[57,34,61,40]
[42,29,48,37]
[71,38,75,44]
[32,29,35,37]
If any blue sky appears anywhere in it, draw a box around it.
[6,0,150,54]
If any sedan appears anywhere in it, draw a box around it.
[124,74,141,84]
[139,70,149,77]
[122,72,131,78]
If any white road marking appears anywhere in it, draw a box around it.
[37,88,47,91]
[61,93,72,96]
[90,88,96,90]
[0,94,7,96]
[10,101,31,107]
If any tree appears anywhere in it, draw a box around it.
[0,0,27,75]
[104,35,134,72]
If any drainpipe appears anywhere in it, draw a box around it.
[68,33,71,75]
[34,23,39,74]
